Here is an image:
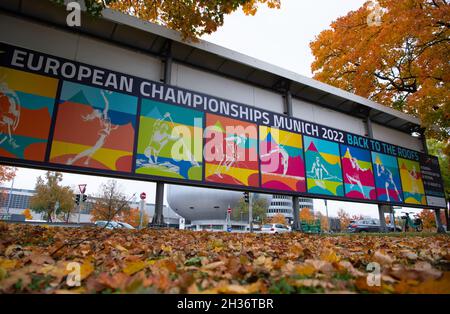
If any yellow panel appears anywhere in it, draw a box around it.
[0,66,58,98]
[259,126,302,148]
[320,152,341,165]
[50,141,130,171]
[205,163,258,186]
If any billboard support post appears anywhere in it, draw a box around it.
[151,182,165,226]
[434,209,445,233]
[248,193,253,232]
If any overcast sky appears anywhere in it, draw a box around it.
[1,0,424,218]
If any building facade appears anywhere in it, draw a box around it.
[267,195,314,223]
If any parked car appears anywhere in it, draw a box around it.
[94,221,135,230]
[261,223,291,234]
[347,219,401,233]
[386,223,402,232]
[117,222,135,229]
[347,219,380,233]
[244,224,262,232]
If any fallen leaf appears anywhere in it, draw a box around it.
[122,260,147,276]
[373,250,394,265]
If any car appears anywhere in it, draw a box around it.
[347,219,401,233]
[386,223,402,232]
[347,219,380,233]
[94,221,135,230]
[117,222,135,229]
[261,223,291,234]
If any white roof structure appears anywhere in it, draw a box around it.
[1,0,421,136]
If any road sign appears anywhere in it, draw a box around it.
[140,192,146,200]
[78,184,87,194]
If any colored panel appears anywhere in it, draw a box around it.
[0,67,57,161]
[135,99,203,181]
[49,81,137,172]
[398,158,426,205]
[259,126,306,192]
[340,144,376,200]
[371,152,403,203]
[304,136,343,196]
[205,113,259,187]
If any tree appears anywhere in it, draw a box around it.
[90,180,130,222]
[269,213,286,224]
[316,212,329,231]
[233,197,269,222]
[417,209,447,231]
[30,172,75,222]
[0,166,15,183]
[50,0,281,41]
[0,166,16,203]
[351,214,365,221]
[417,209,436,231]
[337,208,351,231]
[299,207,314,221]
[22,208,33,220]
[310,0,449,157]
[118,207,149,228]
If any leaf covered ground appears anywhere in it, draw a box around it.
[0,223,449,294]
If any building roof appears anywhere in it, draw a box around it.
[1,0,421,135]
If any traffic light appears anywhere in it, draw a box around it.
[243,192,249,203]
[75,194,80,205]
[82,195,87,202]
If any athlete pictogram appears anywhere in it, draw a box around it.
[67,90,118,166]
[345,148,371,199]
[376,162,402,202]
[260,144,289,176]
[139,111,198,174]
[0,77,20,149]
[214,134,246,179]
[407,165,420,194]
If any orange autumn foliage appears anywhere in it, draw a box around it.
[269,213,286,225]
[299,208,314,221]
[417,209,447,231]
[310,0,449,147]
[21,209,33,220]
[108,0,281,41]
[118,207,150,228]
[0,166,15,183]
[337,209,351,231]
[0,166,16,204]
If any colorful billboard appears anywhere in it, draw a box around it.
[0,42,446,209]
[304,136,343,197]
[340,145,376,200]
[135,100,203,181]
[204,114,259,187]
[0,67,58,161]
[372,152,403,203]
[259,126,305,192]
[398,158,426,205]
[50,81,138,172]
